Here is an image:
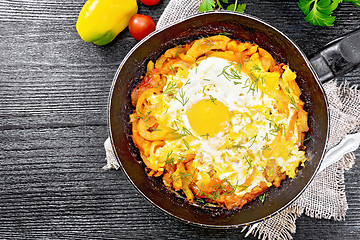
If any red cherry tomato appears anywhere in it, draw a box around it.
[139,0,160,6]
[128,14,156,41]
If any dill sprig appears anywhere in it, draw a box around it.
[250,64,261,71]
[248,73,261,93]
[174,45,183,58]
[217,65,243,84]
[171,119,193,137]
[184,79,191,86]
[165,151,175,167]
[262,132,269,142]
[285,86,298,109]
[170,65,176,75]
[300,136,311,143]
[175,89,189,106]
[289,95,298,109]
[163,107,169,115]
[232,144,245,149]
[248,135,257,148]
[208,95,217,104]
[147,126,161,132]
[244,156,253,170]
[222,179,238,196]
[200,133,210,139]
[135,109,152,121]
[163,81,178,95]
[181,126,193,136]
[171,172,190,183]
[267,118,282,135]
[238,184,250,191]
[182,139,190,150]
[179,172,192,182]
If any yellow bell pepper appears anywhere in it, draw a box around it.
[76,0,138,46]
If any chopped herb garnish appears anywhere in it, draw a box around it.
[250,64,261,71]
[208,95,217,104]
[289,95,298,109]
[223,180,238,196]
[174,45,182,58]
[217,65,243,85]
[262,132,269,142]
[171,171,191,183]
[244,156,253,170]
[267,118,282,134]
[301,136,311,143]
[285,86,291,94]
[171,173,181,183]
[135,110,152,120]
[248,73,260,93]
[218,32,232,36]
[196,198,210,207]
[165,151,175,167]
[175,89,189,106]
[182,139,190,150]
[238,185,250,191]
[163,81,178,95]
[285,86,298,109]
[217,65,231,79]
[170,65,176,75]
[200,133,210,139]
[179,172,191,182]
[181,126,193,136]
[147,126,161,132]
[259,193,266,203]
[232,144,245,149]
[248,135,257,148]
[288,150,293,157]
[184,79,191,86]
[268,167,274,176]
[171,119,193,137]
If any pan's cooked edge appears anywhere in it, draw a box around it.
[107,11,330,228]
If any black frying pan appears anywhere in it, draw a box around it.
[108,12,360,227]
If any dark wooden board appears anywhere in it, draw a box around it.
[0,0,359,239]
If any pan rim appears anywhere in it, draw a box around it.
[107,11,330,228]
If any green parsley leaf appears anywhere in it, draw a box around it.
[199,0,216,12]
[345,0,360,7]
[200,0,246,13]
[236,3,247,12]
[227,3,246,12]
[298,0,342,26]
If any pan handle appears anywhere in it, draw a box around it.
[309,28,360,83]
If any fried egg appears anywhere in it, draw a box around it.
[144,56,305,195]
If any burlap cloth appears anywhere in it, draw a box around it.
[104,1,360,239]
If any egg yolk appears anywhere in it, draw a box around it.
[186,99,230,137]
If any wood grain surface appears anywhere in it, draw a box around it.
[0,0,359,239]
